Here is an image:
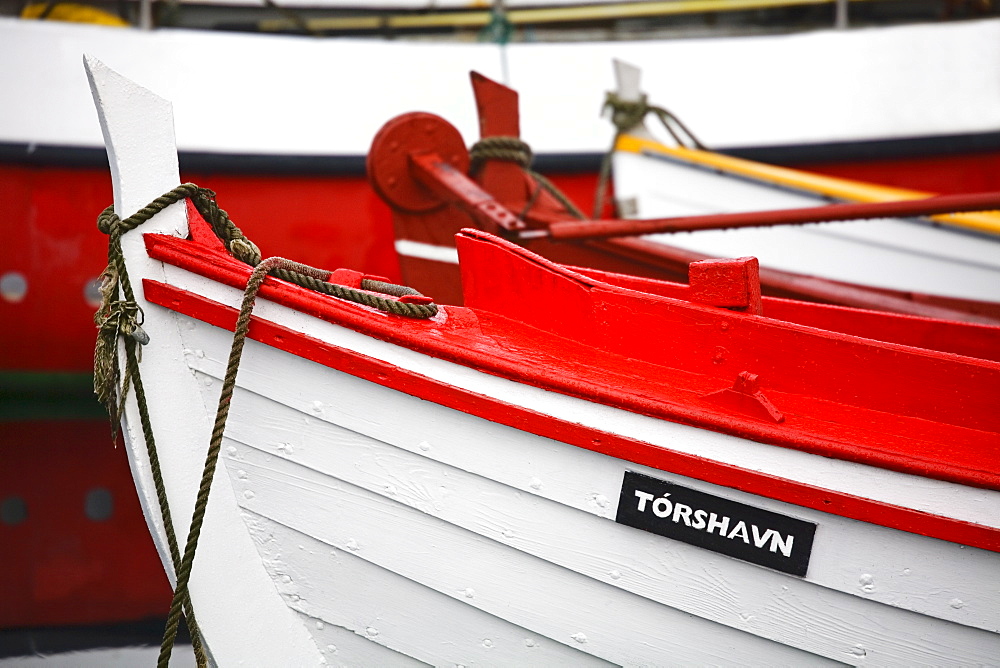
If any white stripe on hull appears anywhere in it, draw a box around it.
[12,19,1000,154]
[612,151,1000,302]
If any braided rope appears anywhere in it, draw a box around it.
[94,184,437,666]
[158,256,311,667]
[94,205,209,667]
[470,136,585,221]
[594,91,707,218]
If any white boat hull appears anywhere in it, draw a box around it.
[148,294,999,664]
[612,149,1000,302]
[88,58,1000,666]
[6,17,1000,158]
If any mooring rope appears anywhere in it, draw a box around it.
[157,256,325,667]
[470,136,586,222]
[94,192,209,667]
[94,184,438,666]
[593,91,707,219]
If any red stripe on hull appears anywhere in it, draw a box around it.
[145,219,1000,489]
[142,279,1000,553]
[799,150,1000,195]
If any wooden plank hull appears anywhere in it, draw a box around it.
[146,260,1000,664]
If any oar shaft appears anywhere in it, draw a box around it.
[546,191,1000,240]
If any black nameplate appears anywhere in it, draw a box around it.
[616,471,816,576]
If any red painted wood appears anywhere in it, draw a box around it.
[143,220,1000,491]
[592,236,1000,323]
[467,72,584,226]
[380,117,1000,322]
[456,230,1000,437]
[571,264,1000,363]
[367,112,470,214]
[547,191,1000,240]
[140,278,1000,553]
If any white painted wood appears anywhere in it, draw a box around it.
[244,511,620,667]
[164,260,1000,531]
[613,58,642,104]
[213,389,999,663]
[287,608,429,668]
[7,18,1000,156]
[84,53,184,583]
[86,58,324,666]
[235,465,834,665]
[611,149,1000,302]
[172,310,1000,651]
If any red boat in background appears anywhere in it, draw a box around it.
[382,72,1000,324]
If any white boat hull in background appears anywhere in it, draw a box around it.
[5,17,1000,158]
[611,149,1000,302]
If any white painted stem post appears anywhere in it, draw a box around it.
[83,55,324,666]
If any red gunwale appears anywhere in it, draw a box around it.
[140,278,1000,553]
[136,200,1000,551]
[142,203,1000,491]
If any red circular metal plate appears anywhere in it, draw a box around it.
[367,112,470,213]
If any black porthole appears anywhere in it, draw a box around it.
[85,487,114,522]
[1,496,27,525]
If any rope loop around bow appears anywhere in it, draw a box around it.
[601,91,706,150]
[470,135,533,173]
[470,136,585,221]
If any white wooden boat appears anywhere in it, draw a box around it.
[88,57,1000,665]
[14,7,1000,642]
[8,3,1000,649]
[607,61,1000,307]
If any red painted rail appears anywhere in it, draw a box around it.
[540,191,1000,240]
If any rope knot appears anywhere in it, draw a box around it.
[227,237,262,267]
[93,295,147,433]
[470,136,533,173]
[96,205,119,235]
[602,91,651,134]
[467,136,585,221]
[593,90,706,218]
